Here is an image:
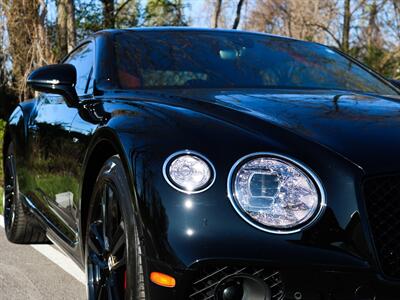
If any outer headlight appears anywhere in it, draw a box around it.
[228,153,325,234]
[163,150,216,194]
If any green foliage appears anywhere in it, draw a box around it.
[75,0,104,39]
[144,0,187,26]
[115,0,141,28]
[35,175,78,202]
[350,44,400,79]
[75,0,143,38]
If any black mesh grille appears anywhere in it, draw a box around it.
[364,174,400,279]
[189,265,284,300]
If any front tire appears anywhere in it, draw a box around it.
[85,155,146,300]
[3,142,47,244]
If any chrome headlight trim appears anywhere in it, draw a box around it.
[162,150,216,194]
[227,152,326,234]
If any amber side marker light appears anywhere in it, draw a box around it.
[150,272,176,288]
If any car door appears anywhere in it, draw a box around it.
[26,42,94,244]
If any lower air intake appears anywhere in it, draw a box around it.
[189,265,284,300]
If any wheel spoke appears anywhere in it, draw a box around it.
[89,223,106,254]
[101,186,110,252]
[106,188,118,243]
[88,235,103,257]
[110,224,125,256]
[96,278,111,300]
[96,284,105,300]
[89,252,106,270]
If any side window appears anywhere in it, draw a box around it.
[64,42,94,96]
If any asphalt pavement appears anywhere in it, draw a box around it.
[0,223,86,300]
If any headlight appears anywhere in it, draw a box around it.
[228,153,325,234]
[163,150,216,194]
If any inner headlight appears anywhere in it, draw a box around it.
[228,153,325,233]
[163,150,215,194]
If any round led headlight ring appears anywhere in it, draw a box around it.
[163,150,216,194]
[227,153,326,234]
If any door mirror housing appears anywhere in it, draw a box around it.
[27,64,79,107]
[389,79,400,89]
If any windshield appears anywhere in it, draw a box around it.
[114,31,397,95]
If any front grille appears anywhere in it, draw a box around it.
[189,265,284,300]
[364,174,400,279]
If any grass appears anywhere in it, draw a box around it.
[35,175,79,201]
[0,119,80,215]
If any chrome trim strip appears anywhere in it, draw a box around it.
[227,152,327,235]
[162,150,216,195]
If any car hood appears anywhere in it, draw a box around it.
[159,89,400,174]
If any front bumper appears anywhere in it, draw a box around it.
[146,259,400,299]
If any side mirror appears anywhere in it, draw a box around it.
[27,64,79,107]
[389,79,400,89]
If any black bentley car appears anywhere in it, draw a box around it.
[3,28,400,299]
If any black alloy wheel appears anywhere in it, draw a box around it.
[86,155,146,300]
[4,142,47,244]
[4,143,17,232]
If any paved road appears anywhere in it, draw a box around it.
[0,228,86,300]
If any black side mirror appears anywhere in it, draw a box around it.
[389,79,400,89]
[27,64,79,107]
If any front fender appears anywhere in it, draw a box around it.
[108,102,371,277]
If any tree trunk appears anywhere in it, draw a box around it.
[102,0,115,28]
[6,0,52,100]
[342,0,351,53]
[213,0,222,28]
[57,0,76,58]
[66,0,76,52]
[232,0,245,29]
[57,0,68,57]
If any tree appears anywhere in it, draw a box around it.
[354,0,398,77]
[342,0,351,52]
[232,0,245,29]
[100,0,141,29]
[115,0,141,28]
[0,9,8,88]
[3,0,53,100]
[75,0,103,39]
[101,0,115,28]
[66,0,76,51]
[249,0,338,43]
[0,8,14,117]
[57,0,76,59]
[213,0,222,28]
[144,0,187,26]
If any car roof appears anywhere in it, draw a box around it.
[93,27,303,43]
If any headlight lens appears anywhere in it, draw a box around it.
[229,154,324,233]
[163,151,215,194]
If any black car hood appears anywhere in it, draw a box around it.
[161,89,400,175]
